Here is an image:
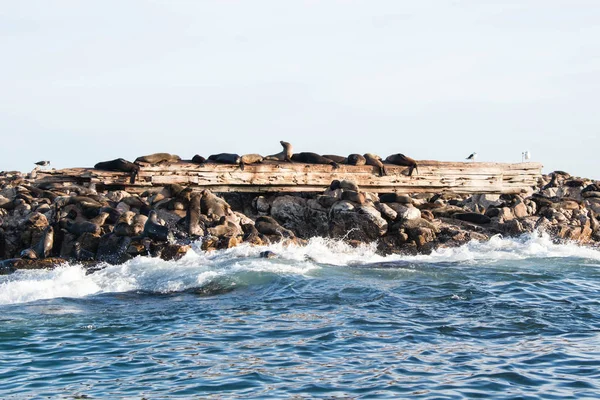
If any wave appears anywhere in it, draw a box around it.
[1,233,599,305]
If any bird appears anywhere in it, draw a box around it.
[35,160,50,167]
[522,150,531,162]
[466,152,477,161]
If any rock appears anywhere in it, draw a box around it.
[379,193,412,204]
[375,203,397,221]
[498,219,524,236]
[387,203,421,221]
[513,202,529,219]
[329,204,387,241]
[454,213,491,224]
[469,193,503,209]
[270,196,306,222]
[260,250,277,259]
[253,196,271,213]
[317,195,338,208]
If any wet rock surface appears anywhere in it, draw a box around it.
[1,169,599,273]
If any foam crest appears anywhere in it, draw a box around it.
[1,233,599,305]
[406,232,600,263]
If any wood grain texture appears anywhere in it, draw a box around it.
[35,161,543,194]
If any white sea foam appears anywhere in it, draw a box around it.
[404,232,600,263]
[1,233,599,305]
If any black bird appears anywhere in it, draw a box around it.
[35,161,50,167]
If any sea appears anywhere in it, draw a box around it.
[1,233,599,399]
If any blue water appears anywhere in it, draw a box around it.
[1,234,600,399]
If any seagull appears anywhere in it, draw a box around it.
[35,160,50,167]
[466,152,477,161]
[522,150,531,162]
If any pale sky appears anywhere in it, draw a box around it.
[1,1,599,178]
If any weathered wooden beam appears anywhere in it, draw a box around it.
[34,161,543,194]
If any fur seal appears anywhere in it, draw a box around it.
[265,141,293,162]
[20,226,54,259]
[385,153,419,176]
[454,212,491,224]
[208,153,241,165]
[291,153,339,169]
[255,216,294,238]
[191,154,206,164]
[363,153,387,176]
[94,158,140,184]
[187,192,204,236]
[143,210,170,241]
[347,154,366,166]
[64,220,102,236]
[239,154,264,170]
[135,153,181,164]
[200,189,231,220]
[71,242,95,261]
[322,155,347,163]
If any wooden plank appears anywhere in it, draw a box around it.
[32,161,543,194]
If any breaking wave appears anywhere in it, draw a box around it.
[1,233,599,305]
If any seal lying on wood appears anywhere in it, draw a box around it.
[291,153,339,169]
[208,153,241,165]
[322,154,347,163]
[364,153,386,176]
[134,153,181,164]
[239,154,264,170]
[265,141,293,162]
[94,158,140,184]
[347,154,366,166]
[386,153,419,176]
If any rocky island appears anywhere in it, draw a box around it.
[1,153,598,274]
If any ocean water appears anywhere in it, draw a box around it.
[1,233,599,399]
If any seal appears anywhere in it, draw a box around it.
[239,154,264,170]
[200,189,231,220]
[187,192,204,236]
[255,216,294,238]
[21,226,54,259]
[363,153,387,176]
[94,158,140,184]
[265,141,293,162]
[191,154,206,164]
[347,154,366,166]
[385,153,419,176]
[64,220,102,236]
[134,153,181,164]
[291,153,339,169]
[322,154,347,163]
[71,242,95,261]
[143,210,170,241]
[208,153,241,165]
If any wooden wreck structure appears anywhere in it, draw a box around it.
[33,161,543,195]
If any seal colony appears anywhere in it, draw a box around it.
[93,141,420,178]
[0,142,597,274]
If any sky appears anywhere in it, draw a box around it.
[1,1,599,178]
